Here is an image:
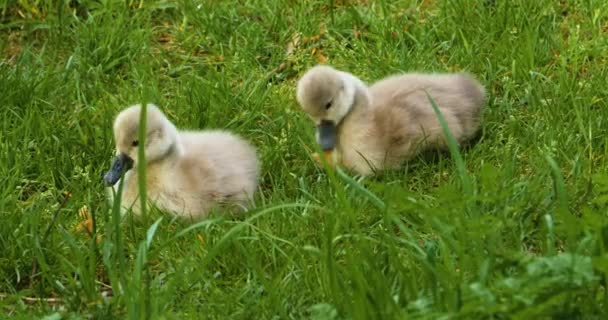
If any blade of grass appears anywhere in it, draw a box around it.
[128,217,162,320]
[336,168,386,211]
[137,103,148,221]
[108,174,128,295]
[426,91,475,205]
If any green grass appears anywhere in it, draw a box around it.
[1,0,608,318]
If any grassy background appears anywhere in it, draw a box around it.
[1,0,607,318]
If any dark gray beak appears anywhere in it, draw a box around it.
[317,120,337,151]
[103,153,134,186]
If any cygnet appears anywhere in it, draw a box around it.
[103,104,260,219]
[296,65,485,175]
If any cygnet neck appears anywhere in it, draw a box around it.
[162,135,184,163]
[148,122,184,166]
[339,72,372,122]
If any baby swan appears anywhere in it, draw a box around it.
[103,104,259,220]
[296,65,485,175]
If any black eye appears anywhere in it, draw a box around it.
[325,101,332,110]
[132,140,139,147]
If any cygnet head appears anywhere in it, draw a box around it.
[296,65,360,151]
[103,104,179,186]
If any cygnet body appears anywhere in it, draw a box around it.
[103,104,259,219]
[296,65,486,175]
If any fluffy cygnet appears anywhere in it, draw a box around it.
[103,104,259,219]
[296,65,486,175]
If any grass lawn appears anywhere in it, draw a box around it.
[1,0,608,318]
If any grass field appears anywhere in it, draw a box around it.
[1,0,608,318]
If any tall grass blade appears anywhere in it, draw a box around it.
[426,92,475,201]
[137,103,148,220]
[336,168,386,211]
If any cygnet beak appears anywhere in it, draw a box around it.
[316,120,337,152]
[103,153,134,186]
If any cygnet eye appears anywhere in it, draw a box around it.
[325,101,332,110]
[132,140,139,147]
